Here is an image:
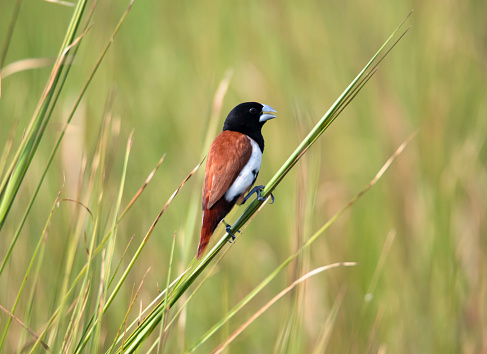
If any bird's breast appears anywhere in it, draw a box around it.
[224,136,262,203]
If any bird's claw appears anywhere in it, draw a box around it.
[258,190,275,204]
[223,221,240,243]
[244,185,275,204]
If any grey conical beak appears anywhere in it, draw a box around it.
[259,104,277,123]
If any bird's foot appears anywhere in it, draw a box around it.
[243,185,275,204]
[226,224,237,243]
[222,220,240,243]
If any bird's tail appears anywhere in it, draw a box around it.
[197,200,231,259]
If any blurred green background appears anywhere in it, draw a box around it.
[1,0,486,352]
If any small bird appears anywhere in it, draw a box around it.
[197,102,277,258]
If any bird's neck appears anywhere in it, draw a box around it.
[250,133,265,153]
[223,128,264,153]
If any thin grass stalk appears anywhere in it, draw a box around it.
[200,22,410,272]
[65,117,112,353]
[27,150,167,353]
[205,26,411,262]
[164,241,240,332]
[16,226,48,352]
[106,268,150,354]
[258,30,411,203]
[60,150,163,307]
[178,70,232,263]
[0,122,18,179]
[1,5,136,349]
[311,288,346,354]
[1,58,58,80]
[73,160,203,353]
[0,184,63,350]
[117,201,282,353]
[105,131,134,279]
[213,263,356,353]
[0,32,76,227]
[279,139,319,353]
[61,281,92,353]
[102,160,201,314]
[108,269,191,352]
[77,130,131,353]
[157,232,177,353]
[147,340,160,353]
[29,211,99,352]
[57,217,99,353]
[96,132,133,352]
[186,258,290,352]
[51,98,112,351]
[0,13,96,275]
[109,244,217,352]
[348,230,396,349]
[54,102,112,352]
[110,201,263,352]
[117,154,166,223]
[0,304,49,351]
[186,136,413,352]
[110,18,411,353]
[107,235,135,291]
[0,0,131,274]
[0,0,88,230]
[92,250,107,354]
[0,0,23,66]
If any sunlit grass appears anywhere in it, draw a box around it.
[1,0,486,353]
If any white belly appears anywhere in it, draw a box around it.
[224,137,262,202]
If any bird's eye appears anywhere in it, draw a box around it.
[249,108,258,114]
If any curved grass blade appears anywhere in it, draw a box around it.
[27,151,169,353]
[213,262,356,353]
[75,159,203,353]
[0,0,23,66]
[0,0,133,276]
[129,71,237,348]
[186,135,415,352]
[108,14,412,353]
[0,0,89,230]
[192,14,412,267]
[157,232,177,353]
[0,180,64,351]
[0,304,49,351]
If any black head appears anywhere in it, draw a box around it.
[222,102,277,152]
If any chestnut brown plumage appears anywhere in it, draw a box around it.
[197,102,277,258]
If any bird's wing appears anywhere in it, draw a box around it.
[203,131,253,209]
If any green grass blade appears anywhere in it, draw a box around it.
[311,289,347,354]
[0,122,18,179]
[26,149,167,353]
[186,136,413,352]
[0,0,88,230]
[206,19,411,256]
[105,131,134,292]
[0,0,23,66]
[110,17,411,352]
[0,183,64,351]
[0,0,131,275]
[75,160,202,353]
[213,263,356,353]
[157,232,177,353]
[107,268,192,352]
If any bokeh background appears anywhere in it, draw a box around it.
[1,0,486,352]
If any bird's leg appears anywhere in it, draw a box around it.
[243,185,275,204]
[222,219,239,243]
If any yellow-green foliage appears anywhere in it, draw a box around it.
[0,0,485,352]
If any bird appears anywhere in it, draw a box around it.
[197,102,277,259]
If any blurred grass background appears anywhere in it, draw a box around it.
[1,0,486,352]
